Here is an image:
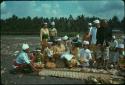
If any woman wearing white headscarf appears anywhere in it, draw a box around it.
[13,44,38,73]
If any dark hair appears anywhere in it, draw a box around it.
[100,19,108,28]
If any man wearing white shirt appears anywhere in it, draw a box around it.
[13,44,37,73]
[79,41,92,67]
[90,20,100,45]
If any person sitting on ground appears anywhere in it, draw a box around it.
[43,42,54,63]
[71,40,81,61]
[53,38,66,60]
[62,35,71,53]
[33,48,44,69]
[79,41,93,68]
[61,51,77,68]
[13,43,38,73]
[40,42,56,69]
[110,35,118,51]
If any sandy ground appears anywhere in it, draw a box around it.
[1,35,86,84]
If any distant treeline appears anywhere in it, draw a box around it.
[1,14,125,36]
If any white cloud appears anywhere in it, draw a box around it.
[0,1,124,20]
[30,1,36,7]
[1,1,7,16]
[1,1,6,9]
[1,12,12,19]
[41,4,51,10]
[55,4,60,8]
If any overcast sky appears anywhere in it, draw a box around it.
[1,0,124,21]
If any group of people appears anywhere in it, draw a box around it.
[83,19,125,69]
[12,20,125,73]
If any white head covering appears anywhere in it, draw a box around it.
[88,23,92,26]
[22,44,29,50]
[62,35,68,40]
[51,21,55,25]
[83,41,89,45]
[44,22,47,25]
[118,44,124,48]
[48,42,53,45]
[93,20,100,24]
[121,35,125,39]
[112,35,116,39]
[76,34,79,38]
[57,38,62,42]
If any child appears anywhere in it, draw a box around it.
[102,42,110,70]
[112,44,124,69]
[33,48,44,69]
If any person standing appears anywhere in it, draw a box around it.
[103,20,112,43]
[110,35,118,50]
[96,20,105,45]
[89,20,99,52]
[49,21,57,42]
[101,19,112,45]
[90,20,100,45]
[40,22,49,52]
[110,35,118,65]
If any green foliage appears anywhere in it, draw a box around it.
[0,14,124,35]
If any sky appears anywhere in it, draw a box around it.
[0,0,124,21]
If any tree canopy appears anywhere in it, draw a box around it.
[1,14,124,36]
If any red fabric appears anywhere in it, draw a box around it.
[28,53,35,64]
[13,59,28,69]
[13,53,35,69]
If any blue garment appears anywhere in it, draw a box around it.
[16,51,30,64]
[90,27,97,44]
[113,52,119,63]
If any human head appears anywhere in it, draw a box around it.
[44,22,48,28]
[112,35,116,40]
[88,23,92,27]
[101,19,108,28]
[56,38,62,45]
[22,43,30,53]
[76,34,80,39]
[83,41,89,49]
[62,35,69,41]
[48,42,53,48]
[93,19,100,28]
[51,21,55,27]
